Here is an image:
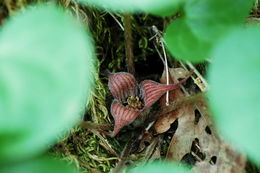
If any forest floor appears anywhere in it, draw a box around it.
[1,0,260,173]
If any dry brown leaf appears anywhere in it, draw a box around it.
[154,68,187,134]
[155,68,246,173]
[166,101,246,173]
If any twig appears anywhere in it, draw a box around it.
[150,26,164,65]
[160,38,170,106]
[112,134,136,173]
[87,153,118,161]
[153,41,165,64]
[108,12,125,31]
[123,14,135,75]
[179,61,209,91]
[143,93,205,126]
[150,25,170,105]
[80,122,119,157]
[158,92,205,116]
[186,61,209,90]
[150,25,208,92]
[94,131,120,157]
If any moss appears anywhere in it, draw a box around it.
[51,128,120,173]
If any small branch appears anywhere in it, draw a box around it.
[112,134,136,173]
[150,25,208,92]
[153,41,165,64]
[158,92,205,116]
[108,12,125,31]
[80,121,113,131]
[160,38,170,106]
[186,61,209,90]
[94,131,119,157]
[143,93,205,126]
[124,14,135,75]
[150,26,165,65]
[150,25,170,105]
[179,61,209,91]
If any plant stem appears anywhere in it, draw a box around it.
[123,14,135,75]
[160,38,170,106]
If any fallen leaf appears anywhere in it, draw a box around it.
[154,68,186,134]
[167,101,246,173]
[155,68,246,172]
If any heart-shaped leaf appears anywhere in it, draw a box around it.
[185,0,253,42]
[164,0,253,62]
[76,0,182,17]
[0,156,79,173]
[208,27,260,163]
[0,4,95,162]
[164,18,211,62]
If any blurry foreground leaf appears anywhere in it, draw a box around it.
[0,156,79,173]
[164,0,253,62]
[185,0,253,42]
[77,0,182,17]
[128,162,192,173]
[208,27,260,163]
[0,4,95,161]
[164,18,211,62]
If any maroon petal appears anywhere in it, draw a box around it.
[108,72,138,102]
[110,100,141,137]
[140,76,190,108]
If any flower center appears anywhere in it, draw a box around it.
[125,96,144,109]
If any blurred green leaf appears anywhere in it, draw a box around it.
[164,18,211,62]
[0,4,95,161]
[164,0,253,62]
[185,0,253,42]
[0,156,79,173]
[208,27,260,163]
[128,162,192,173]
[77,0,182,17]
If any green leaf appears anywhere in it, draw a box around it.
[208,27,260,163]
[164,18,211,62]
[164,0,253,62]
[0,4,95,161]
[128,162,192,173]
[0,156,79,173]
[77,0,182,17]
[185,0,253,42]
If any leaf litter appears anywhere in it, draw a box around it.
[157,68,246,173]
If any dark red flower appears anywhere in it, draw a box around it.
[108,72,191,137]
